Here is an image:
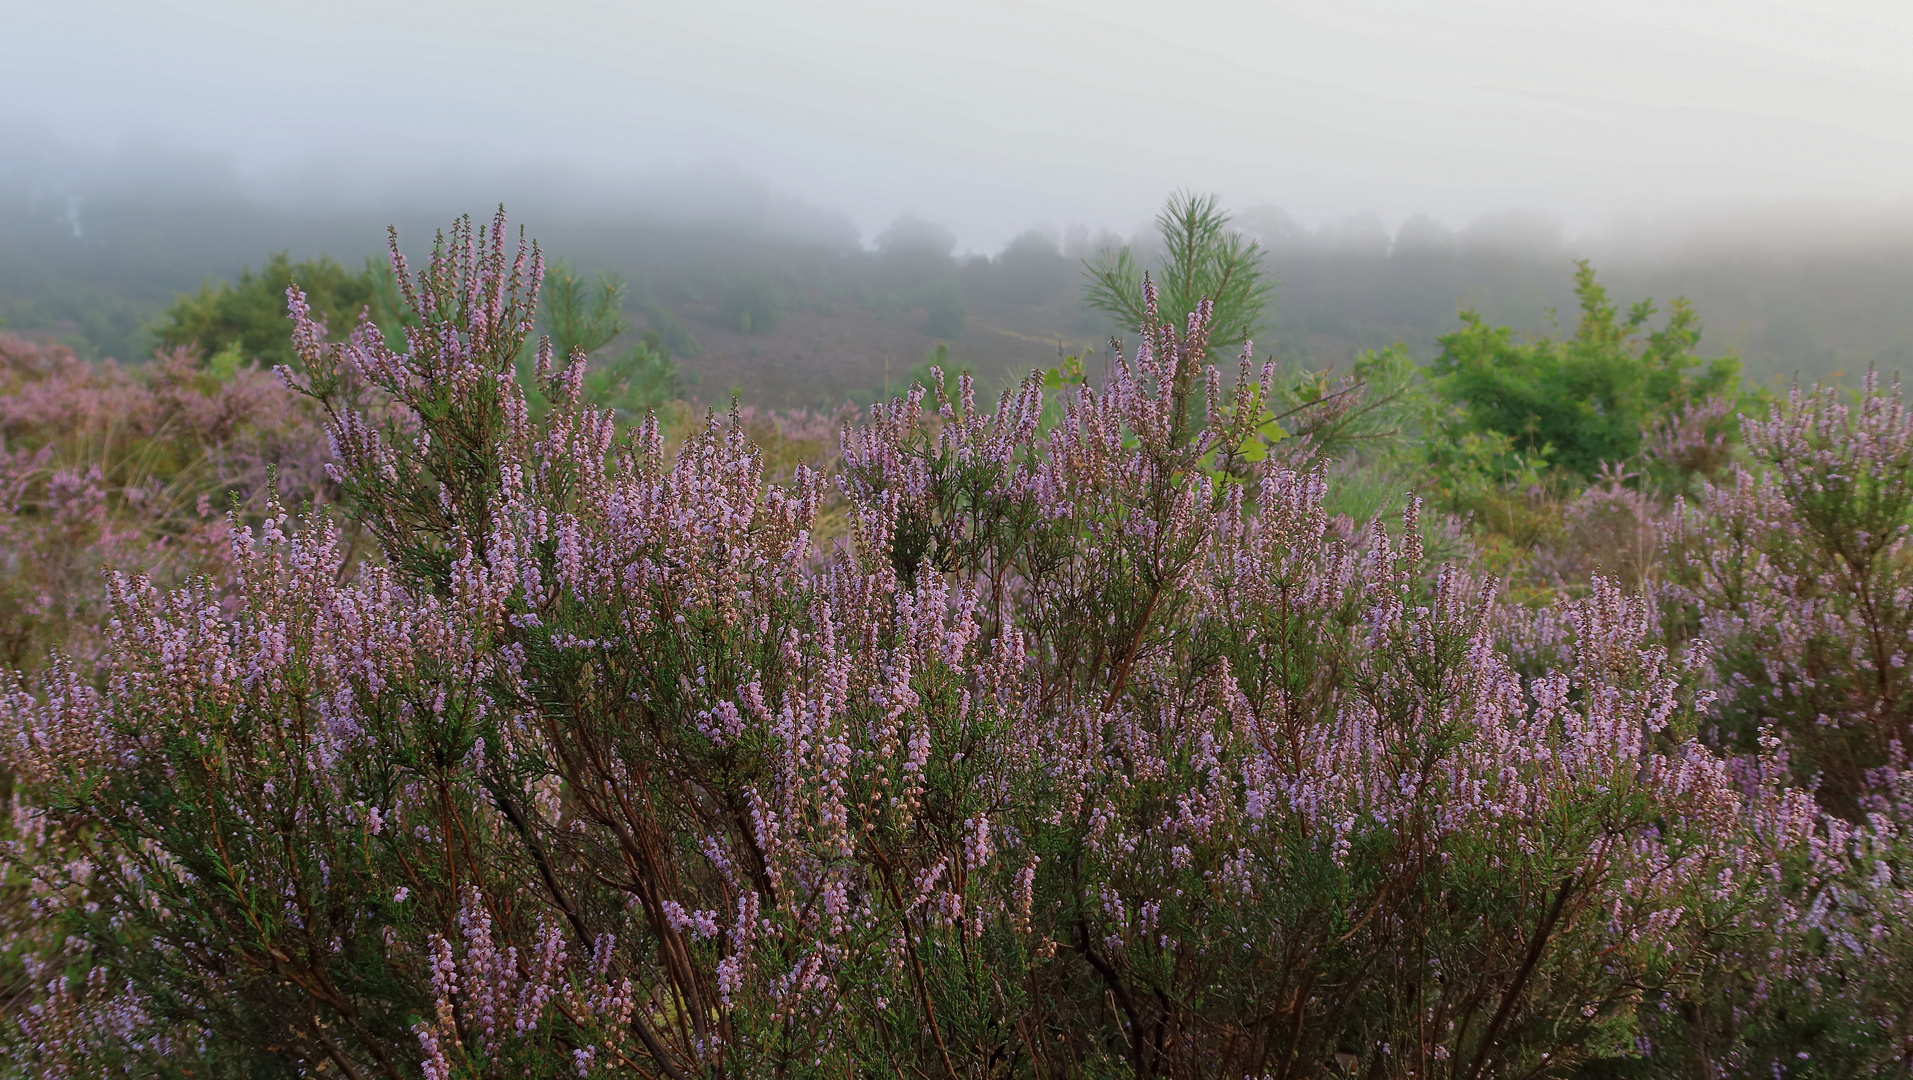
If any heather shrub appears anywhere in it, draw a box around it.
[1668,375,1913,801]
[0,212,1831,1080]
[1524,465,1661,591]
[0,336,335,1080]
[0,333,331,670]
[1655,374,1913,1073]
[1640,396,1738,498]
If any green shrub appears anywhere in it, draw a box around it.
[1430,262,1740,480]
[154,252,381,368]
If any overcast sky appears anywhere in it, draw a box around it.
[7,0,1913,250]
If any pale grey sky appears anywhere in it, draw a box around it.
[7,0,1913,249]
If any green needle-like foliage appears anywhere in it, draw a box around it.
[1083,190,1275,357]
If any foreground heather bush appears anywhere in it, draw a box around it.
[0,212,1895,1079]
[1658,376,1913,1073]
[1670,375,1913,801]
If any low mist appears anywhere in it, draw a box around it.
[8,1,1913,403]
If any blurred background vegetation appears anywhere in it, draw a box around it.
[7,172,1913,414]
[0,176,1889,604]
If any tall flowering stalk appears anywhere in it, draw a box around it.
[0,213,1810,1078]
